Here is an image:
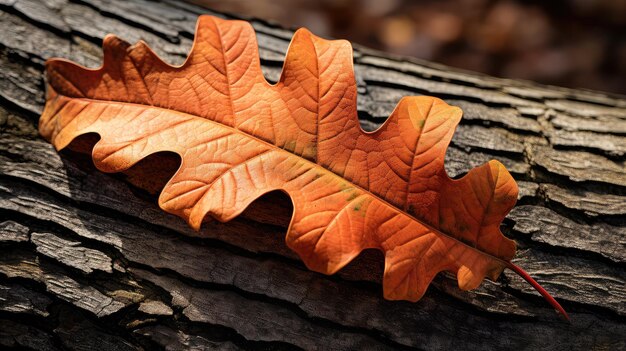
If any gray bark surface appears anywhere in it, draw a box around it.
[0,0,625,350]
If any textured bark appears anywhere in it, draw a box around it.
[0,0,625,350]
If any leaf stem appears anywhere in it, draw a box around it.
[506,262,570,322]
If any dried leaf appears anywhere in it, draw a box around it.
[39,15,567,318]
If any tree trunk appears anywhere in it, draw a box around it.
[1,0,625,350]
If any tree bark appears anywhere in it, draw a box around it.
[1,0,625,350]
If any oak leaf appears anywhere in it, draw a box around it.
[39,15,567,319]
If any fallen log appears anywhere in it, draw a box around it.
[0,0,624,350]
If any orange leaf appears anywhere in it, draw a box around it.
[39,15,567,318]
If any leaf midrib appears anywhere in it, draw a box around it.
[57,94,511,267]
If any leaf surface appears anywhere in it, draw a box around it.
[39,15,565,313]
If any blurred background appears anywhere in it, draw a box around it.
[188,0,626,95]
